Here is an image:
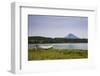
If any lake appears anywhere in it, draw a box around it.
[28,43,88,50]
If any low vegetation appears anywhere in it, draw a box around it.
[28,48,88,60]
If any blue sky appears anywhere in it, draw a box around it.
[28,15,88,38]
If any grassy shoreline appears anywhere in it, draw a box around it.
[28,48,88,61]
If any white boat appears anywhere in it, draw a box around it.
[38,45,53,49]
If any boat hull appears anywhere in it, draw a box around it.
[38,45,53,49]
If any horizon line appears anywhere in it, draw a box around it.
[28,36,88,39]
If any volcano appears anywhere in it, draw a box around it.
[65,33,79,39]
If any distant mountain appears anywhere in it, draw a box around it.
[65,33,79,39]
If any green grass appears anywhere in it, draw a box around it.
[28,48,88,61]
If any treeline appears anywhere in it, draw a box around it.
[28,36,88,44]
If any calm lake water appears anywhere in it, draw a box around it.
[28,43,88,50]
